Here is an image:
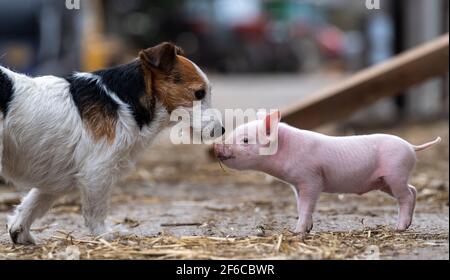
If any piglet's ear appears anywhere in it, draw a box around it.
[264,110,281,136]
[139,42,183,73]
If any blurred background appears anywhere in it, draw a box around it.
[0,0,448,125]
[0,1,449,258]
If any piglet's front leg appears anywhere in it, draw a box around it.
[293,183,322,234]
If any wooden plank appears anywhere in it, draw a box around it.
[281,34,449,129]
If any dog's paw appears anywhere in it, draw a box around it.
[112,224,131,236]
[7,222,36,245]
[91,224,131,241]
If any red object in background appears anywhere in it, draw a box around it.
[233,15,269,40]
[188,19,211,35]
[316,26,345,58]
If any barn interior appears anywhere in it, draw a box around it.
[0,0,448,260]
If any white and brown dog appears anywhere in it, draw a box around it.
[0,42,224,244]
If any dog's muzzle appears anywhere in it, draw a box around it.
[209,126,226,138]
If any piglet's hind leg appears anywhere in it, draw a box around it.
[384,178,417,231]
[400,185,416,230]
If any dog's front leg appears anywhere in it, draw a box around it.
[8,188,61,244]
[79,183,112,238]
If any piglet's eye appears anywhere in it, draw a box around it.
[195,89,206,100]
[243,138,249,144]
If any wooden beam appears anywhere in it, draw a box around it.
[281,34,449,129]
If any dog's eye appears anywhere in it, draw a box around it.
[195,89,206,100]
[243,138,249,144]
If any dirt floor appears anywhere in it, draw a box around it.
[0,120,448,260]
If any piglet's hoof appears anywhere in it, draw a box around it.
[294,222,313,234]
[292,232,308,241]
[394,227,409,232]
[307,222,314,233]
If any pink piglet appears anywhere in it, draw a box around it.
[214,110,441,233]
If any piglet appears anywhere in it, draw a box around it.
[213,110,441,233]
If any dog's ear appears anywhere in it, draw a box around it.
[139,42,184,73]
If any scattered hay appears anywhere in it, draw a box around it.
[0,226,447,260]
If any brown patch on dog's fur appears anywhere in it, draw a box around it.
[83,105,117,144]
[139,43,207,113]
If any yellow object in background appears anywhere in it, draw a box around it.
[80,0,114,72]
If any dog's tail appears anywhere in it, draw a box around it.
[412,137,442,152]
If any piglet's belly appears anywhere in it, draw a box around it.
[320,164,380,195]
[322,179,378,194]
[317,139,381,194]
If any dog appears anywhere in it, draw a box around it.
[0,42,224,244]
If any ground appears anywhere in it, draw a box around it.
[0,120,448,260]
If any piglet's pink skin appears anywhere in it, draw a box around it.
[214,111,441,233]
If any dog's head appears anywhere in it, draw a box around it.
[139,42,224,139]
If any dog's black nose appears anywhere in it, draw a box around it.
[210,127,226,138]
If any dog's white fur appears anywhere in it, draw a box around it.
[0,59,218,244]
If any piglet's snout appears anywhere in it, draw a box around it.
[213,143,224,156]
[213,144,233,160]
